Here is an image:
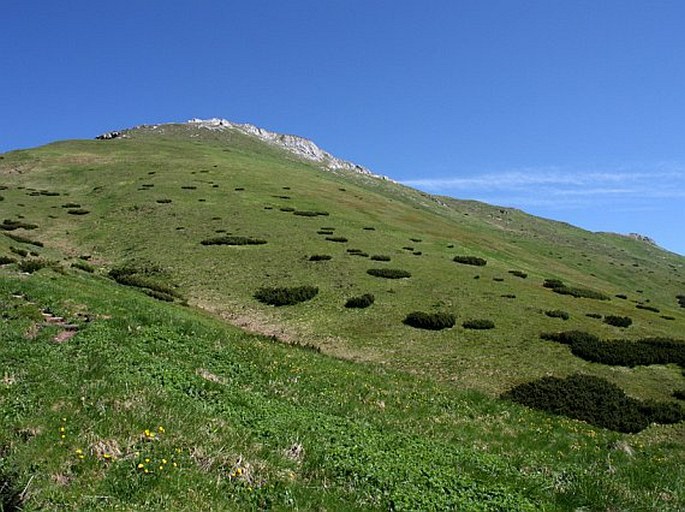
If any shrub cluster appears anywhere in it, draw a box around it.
[453,255,487,266]
[403,311,455,330]
[345,293,375,309]
[545,310,570,320]
[67,209,90,215]
[18,259,58,274]
[1,219,38,231]
[678,295,685,308]
[615,294,628,300]
[508,270,528,279]
[463,319,495,330]
[543,278,610,300]
[309,254,332,261]
[279,207,295,212]
[502,374,685,433]
[370,255,391,262]
[254,286,318,306]
[108,262,182,302]
[294,210,329,217]
[71,260,95,273]
[61,202,81,208]
[10,247,28,257]
[673,389,685,400]
[636,304,660,313]
[325,236,348,243]
[3,233,43,247]
[201,236,267,246]
[604,315,633,328]
[156,199,172,204]
[0,255,17,265]
[367,268,411,279]
[363,227,375,231]
[585,313,603,319]
[541,330,685,368]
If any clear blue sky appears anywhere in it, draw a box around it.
[3,1,684,255]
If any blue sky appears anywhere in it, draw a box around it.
[2,1,684,255]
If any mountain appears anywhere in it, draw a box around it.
[1,119,684,510]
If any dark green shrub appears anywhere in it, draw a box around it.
[544,278,610,300]
[540,330,599,345]
[636,304,660,313]
[639,400,685,425]
[3,233,43,247]
[317,230,334,235]
[604,315,633,328]
[309,254,332,261]
[320,227,335,231]
[453,255,487,266]
[543,278,565,289]
[508,270,528,279]
[349,252,369,257]
[677,295,685,308]
[18,259,56,274]
[363,227,375,231]
[403,311,455,330]
[234,187,244,191]
[345,293,375,309]
[0,256,17,265]
[325,236,348,243]
[254,286,318,306]
[413,251,422,256]
[402,246,414,251]
[39,190,60,196]
[501,294,516,299]
[67,208,90,215]
[1,219,38,231]
[181,185,197,190]
[71,261,95,273]
[615,294,628,299]
[502,374,683,433]
[144,289,176,302]
[293,210,319,217]
[662,315,676,321]
[61,202,81,208]
[108,262,182,301]
[585,313,603,319]
[201,236,267,246]
[493,277,504,282]
[9,247,28,257]
[156,199,172,204]
[545,310,570,320]
[463,319,495,330]
[410,238,422,243]
[367,268,411,279]
[673,389,685,400]
[370,255,391,262]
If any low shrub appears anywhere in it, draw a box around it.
[662,315,676,321]
[636,304,660,313]
[9,247,28,257]
[403,311,455,330]
[463,319,495,330]
[325,236,348,243]
[156,199,172,204]
[0,255,17,265]
[1,219,38,231]
[254,286,318,306]
[413,251,422,256]
[604,315,633,328]
[293,210,319,217]
[453,255,487,266]
[615,294,628,299]
[508,270,528,279]
[370,255,391,261]
[181,185,197,190]
[673,389,685,400]
[61,202,81,208]
[363,227,375,231]
[367,268,411,279]
[67,208,90,215]
[402,246,414,251]
[71,261,95,273]
[501,294,516,299]
[317,230,334,235]
[309,254,332,261]
[545,310,570,320]
[320,227,335,231]
[234,187,244,191]
[18,259,56,274]
[345,293,375,309]
[585,313,603,319]
[493,277,504,282]
[410,238,422,243]
[201,236,267,246]
[677,295,685,308]
[3,233,43,247]
[349,252,369,257]
[502,374,684,433]
[108,261,182,301]
[38,190,60,196]
[543,279,610,300]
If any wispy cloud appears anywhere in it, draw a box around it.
[401,166,685,210]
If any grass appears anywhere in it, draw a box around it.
[1,121,684,508]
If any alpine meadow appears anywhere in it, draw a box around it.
[1,119,684,511]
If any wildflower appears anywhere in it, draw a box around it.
[158,426,165,433]
[137,463,144,469]
[161,458,167,464]
[103,453,112,460]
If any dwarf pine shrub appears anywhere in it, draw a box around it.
[545,310,570,320]
[370,255,391,261]
[0,256,17,265]
[463,319,495,330]
[254,286,319,306]
[453,255,487,266]
[156,199,172,204]
[508,270,528,279]
[201,236,267,246]
[71,261,95,273]
[345,293,375,309]
[61,202,81,208]
[325,236,348,243]
[403,311,455,330]
[1,219,38,231]
[503,374,684,433]
[585,313,603,319]
[3,233,43,247]
[309,254,332,261]
[677,295,685,308]
[367,268,411,279]
[636,304,660,313]
[604,315,633,328]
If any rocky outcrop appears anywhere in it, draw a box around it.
[627,233,657,245]
[186,118,392,181]
[95,130,124,140]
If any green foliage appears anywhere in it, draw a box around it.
[0,255,17,265]
[403,311,455,330]
[344,293,375,309]
[545,310,570,320]
[108,262,182,301]
[71,260,95,273]
[325,236,348,243]
[61,202,81,208]
[9,247,28,257]
[156,198,172,204]
[543,278,610,300]
[308,254,332,261]
[585,313,603,319]
[542,330,685,368]
[67,209,90,215]
[503,374,684,433]
[508,270,528,279]
[200,236,267,246]
[463,319,495,330]
[673,389,685,400]
[17,258,57,274]
[370,255,391,261]
[615,294,628,299]
[367,268,411,279]
[293,210,319,217]
[604,315,633,328]
[677,294,685,308]
[254,285,319,306]
[3,233,44,247]
[453,255,487,266]
[636,304,660,313]
[1,219,38,231]
[279,206,295,212]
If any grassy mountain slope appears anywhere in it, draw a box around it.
[1,121,684,509]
